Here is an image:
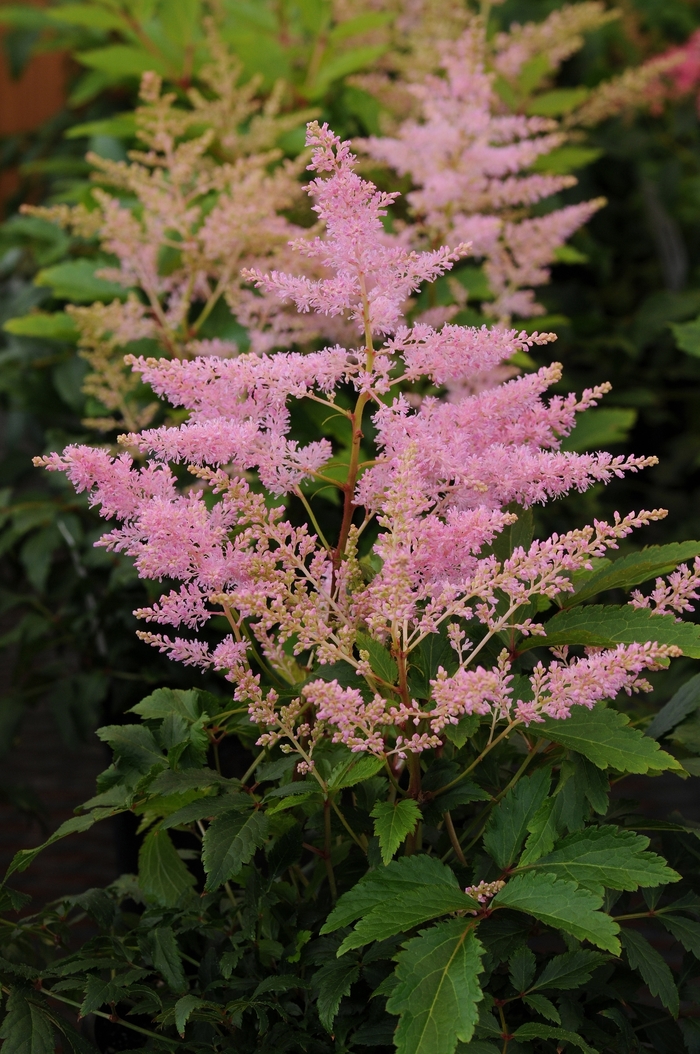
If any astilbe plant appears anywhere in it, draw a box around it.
[4,122,700,1054]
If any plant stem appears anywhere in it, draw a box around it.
[323,798,338,900]
[435,723,518,796]
[330,798,367,853]
[443,811,467,866]
[40,987,180,1047]
[294,485,332,551]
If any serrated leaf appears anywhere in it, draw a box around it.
[80,976,123,1016]
[130,687,203,721]
[313,959,360,1032]
[520,604,700,657]
[519,798,558,865]
[647,673,700,739]
[443,714,481,748]
[537,704,682,774]
[387,921,485,1054]
[520,826,680,893]
[357,632,398,684]
[150,926,186,992]
[327,753,384,790]
[0,989,55,1054]
[6,809,117,879]
[160,792,249,829]
[371,799,421,865]
[531,949,608,991]
[620,928,679,1017]
[522,993,561,1023]
[138,829,195,906]
[322,855,460,934]
[96,723,164,774]
[564,543,700,607]
[174,994,205,1037]
[483,769,550,869]
[493,873,620,953]
[659,914,700,959]
[202,810,269,889]
[509,946,536,992]
[338,885,479,954]
[513,1023,597,1053]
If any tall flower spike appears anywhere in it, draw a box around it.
[243,121,468,336]
[363,26,604,322]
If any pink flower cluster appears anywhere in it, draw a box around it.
[35,123,685,766]
[363,27,604,321]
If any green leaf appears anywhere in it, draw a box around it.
[0,6,48,29]
[35,260,129,303]
[150,926,187,992]
[306,44,386,98]
[47,3,130,30]
[522,994,561,1023]
[620,928,679,1017]
[659,914,700,959]
[322,855,460,934]
[561,407,636,452]
[80,976,122,1016]
[202,810,269,889]
[138,829,196,906]
[160,793,249,829]
[65,113,137,140]
[5,809,117,878]
[96,723,164,774]
[527,87,589,118]
[0,989,55,1054]
[513,1023,597,1053]
[338,885,480,954]
[328,11,391,42]
[387,921,485,1054]
[130,686,206,721]
[357,632,398,684]
[647,672,700,739]
[564,542,700,607]
[443,715,481,749]
[174,995,205,1037]
[531,146,603,174]
[509,946,536,992]
[327,752,384,790]
[537,704,682,774]
[531,950,608,991]
[3,313,79,341]
[493,873,620,953]
[371,799,422,865]
[671,316,700,357]
[483,769,550,869]
[313,959,360,1032]
[521,604,700,657]
[519,798,558,865]
[520,826,680,893]
[75,45,170,77]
